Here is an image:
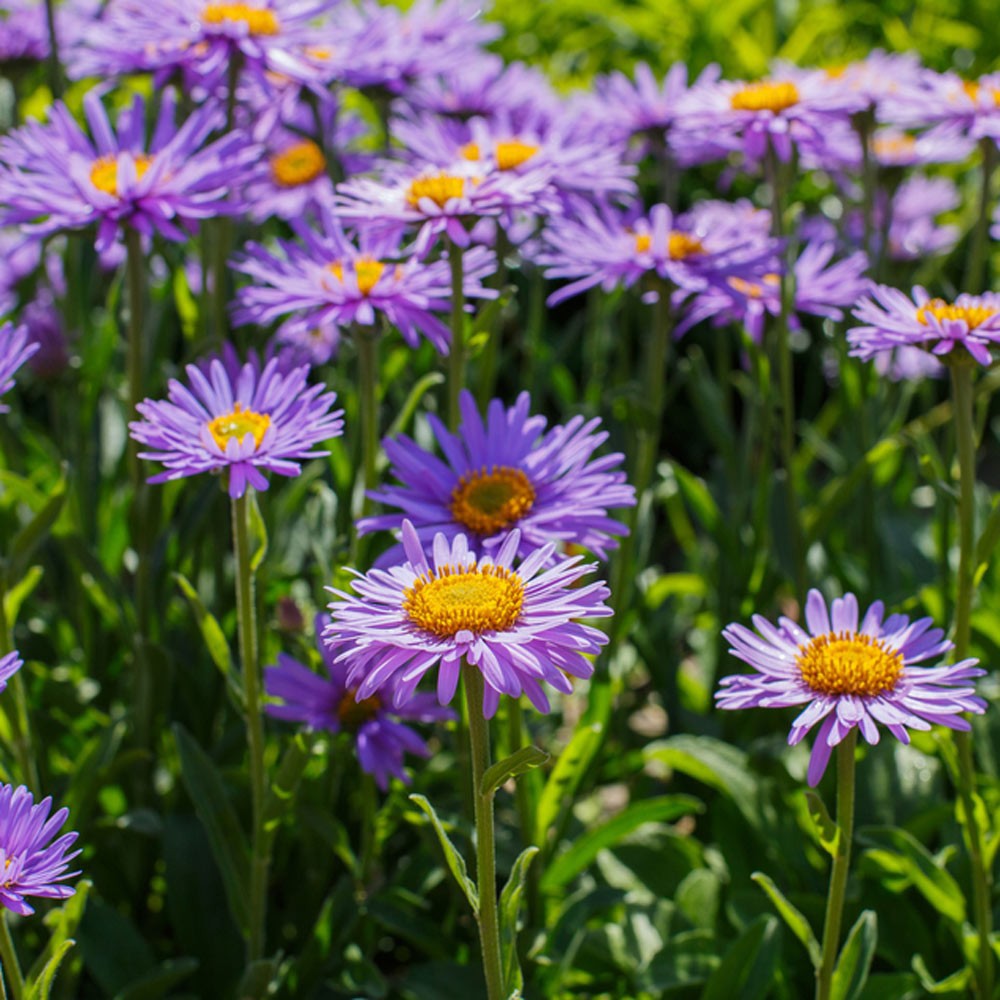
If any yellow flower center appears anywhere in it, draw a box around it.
[89,154,152,196]
[824,64,848,79]
[269,140,326,187]
[201,3,280,34]
[338,687,382,730]
[963,80,981,103]
[460,142,481,161]
[207,402,271,451]
[450,466,536,536]
[796,631,903,697]
[406,173,465,209]
[495,140,540,171]
[730,80,800,113]
[916,298,997,330]
[635,232,652,254]
[728,273,780,299]
[326,257,386,296]
[668,231,704,260]
[403,564,524,638]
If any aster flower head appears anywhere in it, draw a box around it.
[0,322,38,411]
[818,50,928,119]
[717,589,986,786]
[0,783,80,915]
[880,69,1000,138]
[360,390,635,562]
[266,616,454,789]
[849,285,1000,367]
[325,521,612,719]
[129,356,344,498]
[0,88,253,261]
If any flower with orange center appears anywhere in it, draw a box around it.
[404,564,525,639]
[667,231,704,260]
[201,2,280,35]
[406,173,466,210]
[730,80,800,113]
[337,688,382,729]
[916,298,997,330]
[269,141,326,188]
[449,466,536,536]
[796,632,903,698]
[89,154,153,197]
[207,402,271,452]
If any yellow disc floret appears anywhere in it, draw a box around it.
[89,154,153,196]
[269,140,326,187]
[207,402,271,451]
[668,231,704,260]
[406,173,465,210]
[450,466,536,536]
[796,631,903,697]
[916,298,997,330]
[201,3,280,34]
[495,140,540,171]
[327,257,386,296]
[404,564,524,638]
[730,80,800,113]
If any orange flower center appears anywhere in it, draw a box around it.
[916,298,997,330]
[269,140,326,187]
[668,231,704,260]
[728,273,780,299]
[460,142,481,161]
[730,80,800,113]
[796,631,903,697]
[89,154,152,196]
[403,564,524,638]
[406,173,465,209]
[201,3,280,34]
[450,466,536,536]
[495,140,540,171]
[326,258,386,296]
[338,688,382,729]
[207,402,271,451]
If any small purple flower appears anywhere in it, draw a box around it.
[266,616,454,789]
[360,390,635,562]
[0,652,22,692]
[325,521,612,718]
[889,175,960,261]
[0,782,80,916]
[129,357,344,498]
[849,285,1000,366]
[717,590,986,786]
[0,322,38,411]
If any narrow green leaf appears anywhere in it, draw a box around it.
[172,724,250,934]
[408,794,478,913]
[911,954,971,993]
[540,796,702,893]
[831,910,878,1000]
[113,958,200,1000]
[535,722,603,846]
[26,940,75,1000]
[750,872,821,967]
[248,490,268,572]
[804,789,839,857]
[499,846,539,997]
[481,746,548,799]
[4,565,42,629]
[262,733,312,855]
[385,372,446,440]
[9,468,66,581]
[701,915,780,1000]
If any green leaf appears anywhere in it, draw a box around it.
[701,915,780,1000]
[480,746,549,799]
[540,795,702,893]
[831,910,878,1000]
[408,794,478,912]
[805,789,839,857]
[172,724,250,935]
[535,722,603,846]
[26,940,76,1000]
[248,490,268,572]
[32,877,90,986]
[911,954,971,993]
[499,845,539,997]
[173,573,242,705]
[751,871,821,967]
[8,467,67,581]
[4,564,42,629]
[236,958,279,1000]
[113,958,200,1000]
[384,372,446,440]
[262,733,312,856]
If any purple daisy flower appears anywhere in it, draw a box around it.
[265,616,454,789]
[717,590,986,786]
[849,285,1000,366]
[0,652,22,692]
[129,357,344,498]
[880,69,1000,139]
[819,50,928,120]
[359,390,635,562]
[0,322,38,411]
[0,782,80,916]
[0,88,253,260]
[231,209,498,362]
[324,521,612,718]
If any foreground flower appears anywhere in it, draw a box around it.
[360,390,635,561]
[325,522,612,718]
[266,616,454,789]
[130,357,344,498]
[849,285,1000,365]
[0,322,39,411]
[717,590,986,785]
[0,783,80,915]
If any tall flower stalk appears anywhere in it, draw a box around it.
[447,240,466,431]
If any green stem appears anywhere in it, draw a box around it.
[0,578,38,794]
[815,731,857,1000]
[476,229,510,407]
[464,665,504,1000]
[125,229,145,485]
[964,139,997,294]
[232,491,268,964]
[949,363,993,1000]
[0,916,23,1000]
[356,328,380,515]
[42,0,62,99]
[447,240,466,431]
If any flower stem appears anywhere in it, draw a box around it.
[356,328,380,515]
[815,731,857,1000]
[476,228,510,407]
[42,0,62,99]
[964,138,997,295]
[463,665,504,1000]
[0,915,24,1000]
[949,362,993,1000]
[232,491,268,964]
[447,240,466,432]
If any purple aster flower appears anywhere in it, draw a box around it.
[0,322,38,411]
[231,209,498,362]
[325,521,612,718]
[849,285,1000,366]
[266,615,454,789]
[717,589,986,786]
[880,69,1000,139]
[360,390,635,563]
[0,782,80,916]
[0,88,253,261]
[819,50,928,120]
[0,652,22,692]
[129,356,344,498]
[888,175,960,261]
[872,345,945,382]
[1,0,101,66]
